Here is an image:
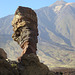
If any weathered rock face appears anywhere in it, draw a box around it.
[0,48,7,59]
[12,6,38,57]
[0,48,18,75]
[11,6,57,75]
[18,53,56,75]
[0,59,18,75]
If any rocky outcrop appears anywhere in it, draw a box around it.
[0,48,18,75]
[11,6,57,75]
[0,48,56,75]
[0,59,18,75]
[18,53,56,75]
[0,6,62,75]
[12,6,38,58]
[0,48,7,59]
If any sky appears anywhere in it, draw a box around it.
[0,0,75,18]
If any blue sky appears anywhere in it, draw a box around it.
[0,0,75,18]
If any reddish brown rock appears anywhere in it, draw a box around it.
[0,48,7,59]
[11,6,57,75]
[12,6,38,60]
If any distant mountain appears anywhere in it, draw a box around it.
[0,1,75,68]
[0,15,13,34]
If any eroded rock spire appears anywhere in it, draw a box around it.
[12,6,38,58]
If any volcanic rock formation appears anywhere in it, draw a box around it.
[11,6,57,75]
[12,6,38,59]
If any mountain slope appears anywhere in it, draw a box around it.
[0,15,13,34]
[0,1,75,68]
